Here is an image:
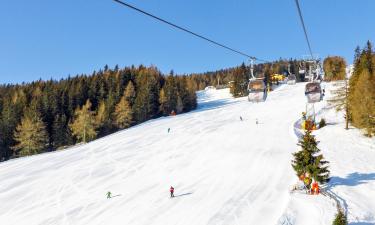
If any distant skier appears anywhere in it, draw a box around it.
[170,186,175,198]
[240,116,243,121]
[256,118,259,125]
[168,128,171,133]
[107,191,112,199]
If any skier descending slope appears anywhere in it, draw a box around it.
[170,186,175,198]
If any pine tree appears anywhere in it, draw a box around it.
[96,101,106,125]
[0,126,5,161]
[332,210,347,225]
[124,81,136,106]
[328,78,350,129]
[323,56,347,81]
[159,88,168,115]
[231,64,248,97]
[96,100,112,136]
[52,114,72,149]
[176,94,183,114]
[0,99,18,160]
[133,68,160,122]
[113,96,133,129]
[69,100,97,143]
[163,75,178,113]
[292,130,330,184]
[350,69,375,136]
[12,108,48,156]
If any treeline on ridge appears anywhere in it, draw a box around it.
[0,65,197,161]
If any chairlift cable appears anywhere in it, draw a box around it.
[294,0,314,60]
[113,0,269,63]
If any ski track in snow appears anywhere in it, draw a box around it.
[0,83,374,225]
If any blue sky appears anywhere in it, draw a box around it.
[0,0,374,84]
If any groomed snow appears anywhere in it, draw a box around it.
[0,83,374,225]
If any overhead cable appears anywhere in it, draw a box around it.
[113,0,268,62]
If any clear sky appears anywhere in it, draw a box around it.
[1,0,374,84]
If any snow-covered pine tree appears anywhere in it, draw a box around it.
[292,130,330,184]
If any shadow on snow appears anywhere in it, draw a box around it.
[174,192,193,198]
[328,172,375,187]
[349,222,375,225]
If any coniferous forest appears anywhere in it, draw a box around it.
[1,41,374,162]
[0,65,197,161]
[0,59,296,162]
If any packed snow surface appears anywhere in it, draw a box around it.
[0,83,374,225]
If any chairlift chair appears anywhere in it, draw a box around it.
[305,82,321,103]
[287,64,296,85]
[248,79,267,102]
[287,74,296,85]
[304,61,322,103]
[247,59,267,102]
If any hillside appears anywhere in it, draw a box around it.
[0,83,374,225]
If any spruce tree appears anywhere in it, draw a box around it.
[332,210,347,225]
[69,100,97,143]
[133,68,160,122]
[292,130,330,184]
[163,75,178,113]
[113,96,133,129]
[12,108,48,156]
[231,64,248,97]
[52,114,72,149]
[96,100,112,136]
[0,127,4,161]
[0,100,18,160]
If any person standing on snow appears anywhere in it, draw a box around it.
[107,191,112,199]
[170,186,175,198]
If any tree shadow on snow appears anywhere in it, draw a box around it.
[328,172,375,188]
[196,99,237,113]
[174,192,193,198]
[349,222,375,225]
[293,119,304,139]
[324,173,375,215]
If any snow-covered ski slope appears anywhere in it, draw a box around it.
[0,83,374,225]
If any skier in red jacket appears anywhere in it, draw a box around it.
[170,186,175,198]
